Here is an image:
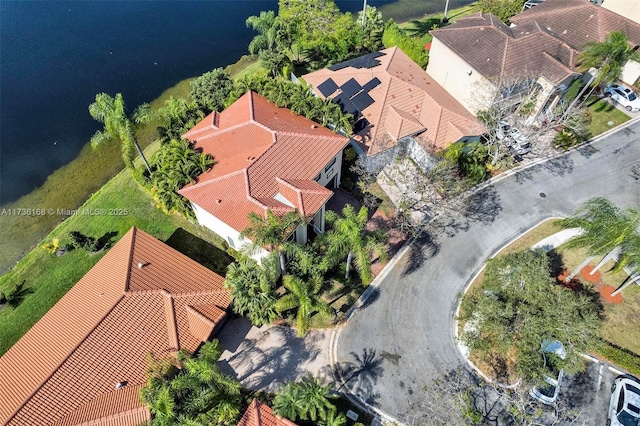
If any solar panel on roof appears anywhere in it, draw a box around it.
[340,78,362,98]
[362,77,382,93]
[317,78,339,97]
[351,92,375,111]
[332,94,361,120]
[328,51,386,71]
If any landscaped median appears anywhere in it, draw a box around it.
[456,217,640,387]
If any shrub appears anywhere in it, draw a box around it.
[382,19,429,68]
[593,339,640,376]
[69,231,100,252]
[189,68,234,113]
[42,238,61,254]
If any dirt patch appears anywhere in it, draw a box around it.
[600,285,624,304]
[580,265,602,284]
[557,270,583,291]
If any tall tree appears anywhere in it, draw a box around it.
[324,205,387,284]
[275,275,331,337]
[459,249,602,386]
[240,209,305,274]
[139,340,242,426]
[89,92,151,173]
[558,197,640,280]
[224,256,279,326]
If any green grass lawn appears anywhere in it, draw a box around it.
[586,96,631,136]
[398,3,478,47]
[0,169,231,356]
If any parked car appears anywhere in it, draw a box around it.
[496,121,531,155]
[529,340,566,405]
[608,374,640,426]
[604,83,640,112]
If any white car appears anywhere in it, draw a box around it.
[608,374,640,426]
[604,83,640,112]
[529,340,566,405]
[496,121,531,155]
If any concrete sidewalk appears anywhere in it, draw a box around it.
[216,317,332,392]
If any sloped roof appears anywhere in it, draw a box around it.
[0,227,231,426]
[237,400,297,426]
[431,0,640,85]
[179,92,348,233]
[302,47,485,155]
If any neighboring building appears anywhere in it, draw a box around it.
[428,0,640,116]
[179,91,349,257]
[237,399,297,426]
[0,227,231,426]
[601,0,640,25]
[302,46,485,172]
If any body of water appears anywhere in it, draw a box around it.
[0,0,465,205]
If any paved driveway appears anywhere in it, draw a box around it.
[217,317,331,392]
[336,119,640,423]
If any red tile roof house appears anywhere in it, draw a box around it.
[0,227,232,426]
[427,0,640,117]
[179,91,350,258]
[302,46,485,172]
[237,399,297,426]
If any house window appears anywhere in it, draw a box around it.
[324,157,337,173]
[227,236,235,248]
[314,173,321,182]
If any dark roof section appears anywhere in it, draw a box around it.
[340,78,363,98]
[328,51,387,71]
[362,77,382,92]
[317,78,339,97]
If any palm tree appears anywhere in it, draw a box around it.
[559,198,640,281]
[611,234,640,297]
[240,209,305,274]
[275,275,331,337]
[89,92,151,173]
[564,31,640,117]
[224,256,279,326]
[273,375,337,422]
[324,205,388,284]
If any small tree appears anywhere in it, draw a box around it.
[324,205,388,284]
[224,256,279,326]
[139,340,242,425]
[240,209,305,275]
[382,19,429,68]
[275,275,331,337]
[69,231,100,252]
[476,0,525,25]
[189,68,234,113]
[273,375,337,422]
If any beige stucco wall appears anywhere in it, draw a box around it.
[622,60,640,86]
[601,0,640,24]
[426,37,487,114]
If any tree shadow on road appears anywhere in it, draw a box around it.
[464,186,502,226]
[401,233,439,277]
[333,348,384,407]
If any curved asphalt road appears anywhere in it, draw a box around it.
[336,119,640,423]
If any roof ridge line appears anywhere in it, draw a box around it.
[275,130,344,139]
[123,228,137,292]
[180,169,247,193]
[191,121,256,142]
[161,290,180,351]
[185,305,216,326]
[3,294,127,425]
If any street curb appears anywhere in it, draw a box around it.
[329,237,416,426]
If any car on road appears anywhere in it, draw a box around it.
[608,374,640,426]
[529,340,566,405]
[604,83,640,112]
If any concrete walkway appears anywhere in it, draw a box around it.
[216,317,331,392]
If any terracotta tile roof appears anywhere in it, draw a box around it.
[431,0,640,85]
[180,92,348,234]
[511,0,640,49]
[0,227,231,426]
[302,47,485,154]
[237,400,297,426]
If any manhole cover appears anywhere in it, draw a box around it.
[539,192,547,198]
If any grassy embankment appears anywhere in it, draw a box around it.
[459,219,640,378]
